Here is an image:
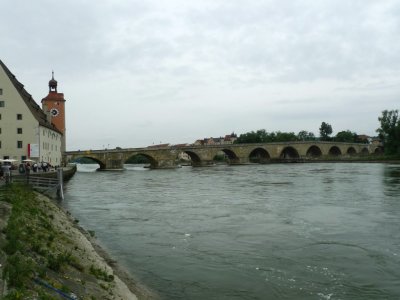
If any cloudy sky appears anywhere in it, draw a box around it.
[2,0,399,150]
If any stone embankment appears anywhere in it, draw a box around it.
[0,185,156,299]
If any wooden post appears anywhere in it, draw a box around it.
[57,168,64,200]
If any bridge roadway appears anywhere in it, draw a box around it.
[65,141,381,170]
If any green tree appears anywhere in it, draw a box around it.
[235,130,298,144]
[377,109,400,155]
[319,122,333,141]
[274,131,298,142]
[297,130,316,141]
[335,130,357,143]
[235,130,263,143]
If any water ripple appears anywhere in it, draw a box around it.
[64,163,400,299]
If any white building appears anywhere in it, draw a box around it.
[0,59,63,165]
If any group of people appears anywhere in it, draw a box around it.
[1,161,54,183]
[20,161,52,173]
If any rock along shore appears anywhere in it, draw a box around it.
[0,186,157,299]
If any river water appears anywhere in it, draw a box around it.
[62,163,400,299]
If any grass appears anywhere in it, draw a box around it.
[0,184,117,298]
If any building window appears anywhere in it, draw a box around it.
[17,114,22,120]
[17,128,22,134]
[0,141,1,149]
[0,128,1,134]
[0,114,2,120]
[0,88,2,95]
[17,141,23,148]
[0,101,4,107]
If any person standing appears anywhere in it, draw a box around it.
[1,163,11,184]
[25,162,31,183]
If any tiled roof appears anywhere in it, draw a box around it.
[147,143,170,148]
[0,59,62,134]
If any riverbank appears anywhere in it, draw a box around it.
[0,184,157,299]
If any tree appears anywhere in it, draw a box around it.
[235,130,299,144]
[335,130,357,143]
[274,131,298,142]
[319,122,333,141]
[377,110,400,155]
[297,130,316,141]
[235,130,264,143]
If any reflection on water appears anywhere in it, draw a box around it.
[74,163,99,172]
[383,164,400,197]
[64,163,400,300]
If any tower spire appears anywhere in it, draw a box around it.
[49,70,57,92]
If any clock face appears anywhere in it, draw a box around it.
[50,108,59,117]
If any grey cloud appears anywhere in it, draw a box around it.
[1,0,399,149]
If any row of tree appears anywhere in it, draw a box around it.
[234,123,367,144]
[235,109,400,155]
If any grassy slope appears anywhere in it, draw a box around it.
[0,184,127,300]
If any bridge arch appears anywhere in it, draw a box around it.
[249,148,270,163]
[306,145,322,158]
[125,153,158,168]
[360,147,369,155]
[183,151,202,166]
[71,156,106,170]
[329,146,341,156]
[220,149,240,164]
[280,146,300,159]
[374,146,383,154]
[347,147,356,156]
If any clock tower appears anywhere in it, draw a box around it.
[41,71,66,153]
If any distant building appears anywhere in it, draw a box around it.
[0,60,66,164]
[193,133,237,146]
[173,143,189,147]
[371,137,383,146]
[223,133,237,144]
[356,135,371,144]
[147,143,170,148]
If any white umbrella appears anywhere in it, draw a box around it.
[22,159,35,162]
[1,159,17,162]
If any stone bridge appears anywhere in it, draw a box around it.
[65,141,381,170]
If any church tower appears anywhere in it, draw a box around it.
[41,72,66,153]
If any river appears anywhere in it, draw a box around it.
[62,163,400,299]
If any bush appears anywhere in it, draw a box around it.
[47,251,73,271]
[89,265,114,282]
[3,253,33,288]
[2,290,29,300]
